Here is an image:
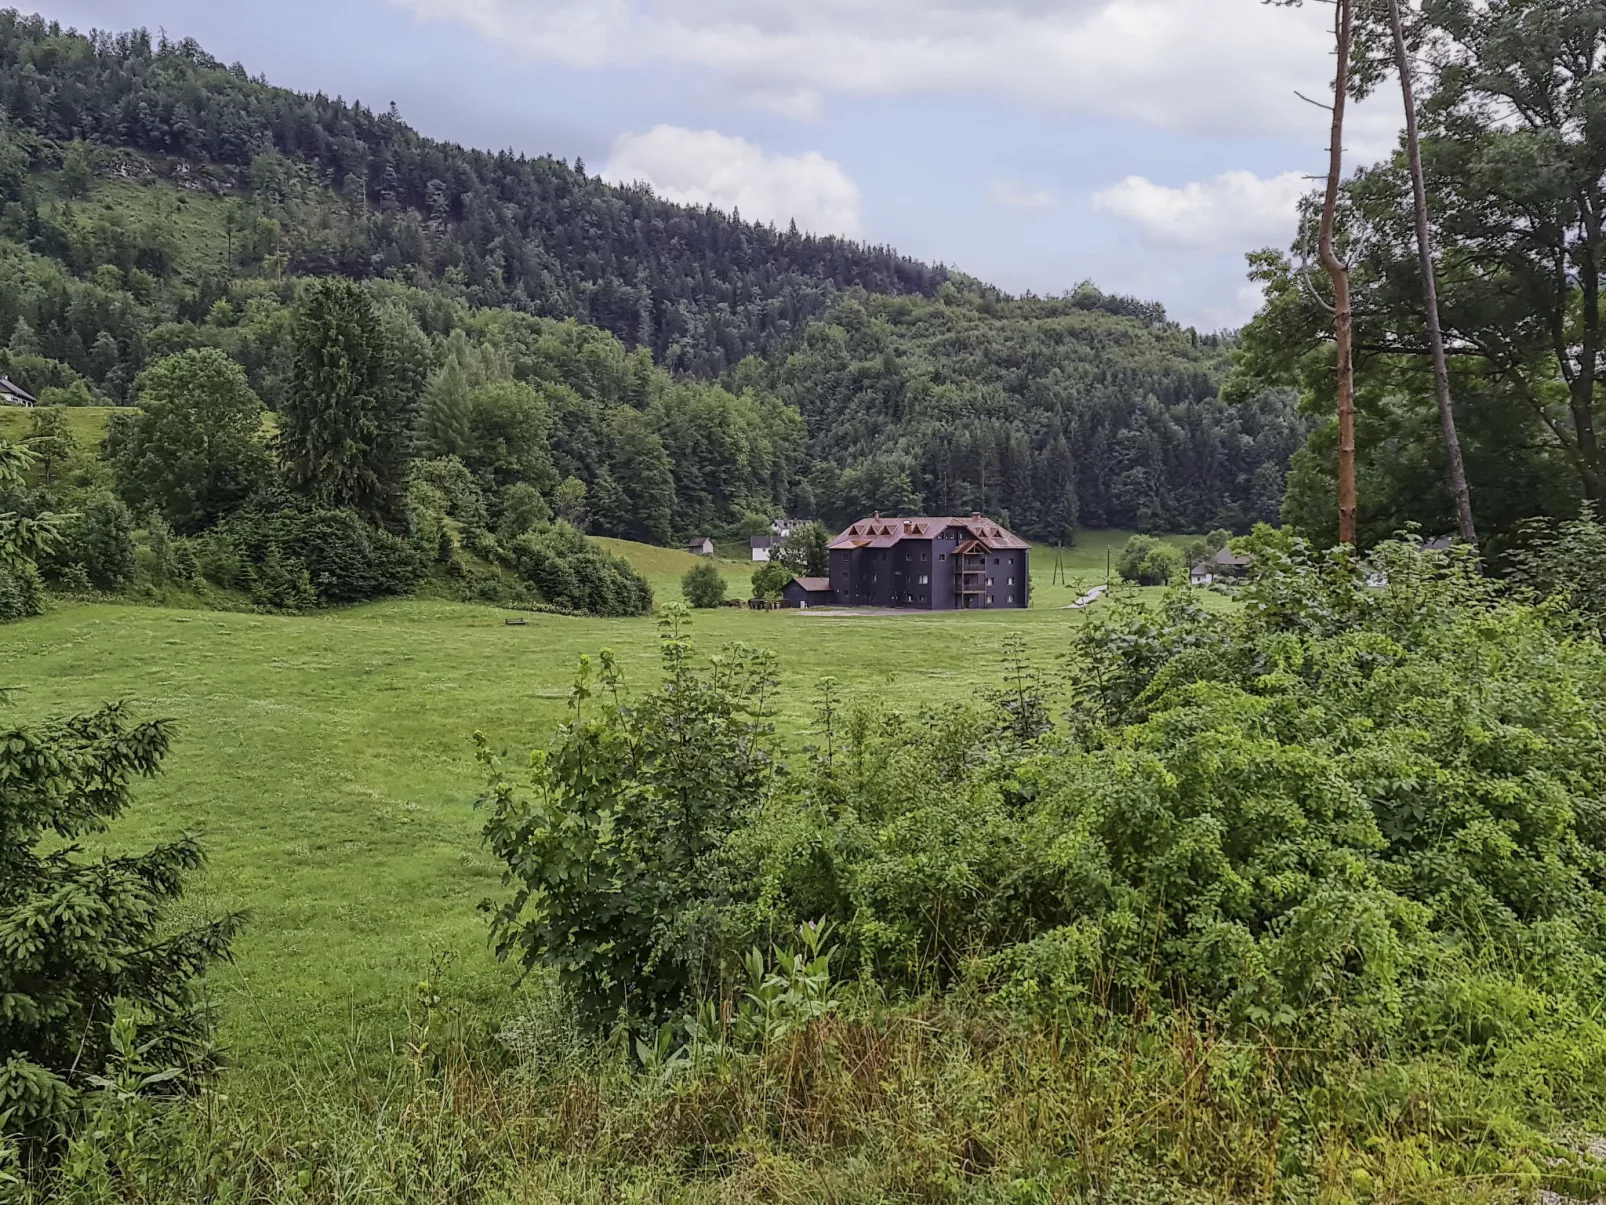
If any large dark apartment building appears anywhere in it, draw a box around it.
[822,514,1030,610]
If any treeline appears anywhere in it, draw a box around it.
[0,8,1314,569]
[0,278,674,618]
[0,10,946,375]
[1232,0,1606,554]
[754,287,1307,537]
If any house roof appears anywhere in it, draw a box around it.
[791,576,832,592]
[0,376,37,404]
[828,514,1030,552]
[1210,547,1252,568]
[750,536,774,548]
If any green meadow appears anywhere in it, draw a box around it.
[4,533,1208,1083]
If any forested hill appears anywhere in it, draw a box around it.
[0,9,1306,546]
[0,12,946,375]
[752,290,1307,535]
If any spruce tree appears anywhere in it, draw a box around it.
[279,280,420,529]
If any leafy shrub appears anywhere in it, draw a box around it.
[497,482,550,539]
[482,536,1606,1078]
[0,441,60,622]
[1505,503,1606,639]
[681,561,726,608]
[1116,534,1182,585]
[0,560,44,621]
[46,490,136,591]
[500,522,652,616]
[113,349,271,534]
[478,608,779,1026]
[0,703,242,1142]
[751,560,792,600]
[216,505,424,606]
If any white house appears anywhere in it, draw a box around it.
[750,536,775,562]
[686,537,716,557]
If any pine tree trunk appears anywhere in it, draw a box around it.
[1389,0,1477,549]
[1318,0,1358,547]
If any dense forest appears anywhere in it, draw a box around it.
[0,10,945,376]
[755,290,1306,533]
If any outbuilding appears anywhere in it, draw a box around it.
[686,537,716,557]
[782,576,835,608]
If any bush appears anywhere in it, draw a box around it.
[497,482,550,539]
[47,490,136,591]
[478,608,780,1025]
[113,349,270,534]
[0,703,242,1141]
[1506,503,1606,639]
[681,561,726,608]
[0,560,45,621]
[1116,534,1182,585]
[751,560,791,600]
[482,537,1606,1073]
[216,505,424,606]
[501,522,652,616]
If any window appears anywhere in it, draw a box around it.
[987,595,995,605]
[904,551,912,561]
[921,552,928,561]
[1007,594,1014,603]
[1007,576,1014,585]
[993,557,1000,564]
[918,574,929,585]
[938,553,947,561]
[986,577,994,586]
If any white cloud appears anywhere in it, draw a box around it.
[600,125,864,238]
[391,0,1403,143]
[988,178,1055,210]
[1091,170,1309,251]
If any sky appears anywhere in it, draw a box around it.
[32,0,1406,329]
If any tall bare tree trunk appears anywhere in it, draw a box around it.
[1319,0,1358,546]
[1388,0,1477,548]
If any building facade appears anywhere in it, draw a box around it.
[827,514,1029,610]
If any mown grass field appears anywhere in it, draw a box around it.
[2,531,1209,1088]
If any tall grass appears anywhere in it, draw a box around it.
[17,975,1605,1204]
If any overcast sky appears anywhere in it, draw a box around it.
[33,0,1405,329]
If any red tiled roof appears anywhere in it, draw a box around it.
[827,515,1030,552]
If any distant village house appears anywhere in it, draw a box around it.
[750,536,775,562]
[0,376,37,406]
[1190,546,1252,586]
[686,537,716,557]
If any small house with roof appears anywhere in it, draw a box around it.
[827,513,1029,610]
[1190,546,1253,585]
[750,535,776,562]
[782,576,835,607]
[686,537,715,557]
[0,377,37,406]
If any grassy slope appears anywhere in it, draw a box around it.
[0,404,116,445]
[4,578,1223,1081]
